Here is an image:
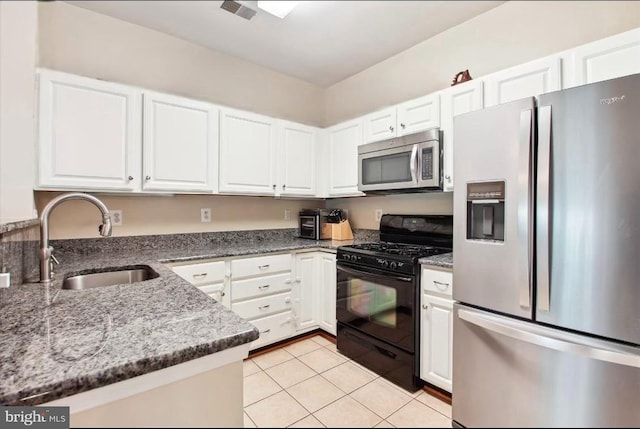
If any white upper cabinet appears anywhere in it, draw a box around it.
[38,69,142,191]
[440,80,484,192]
[397,93,440,136]
[363,93,440,143]
[571,28,640,86]
[143,91,218,193]
[277,121,317,197]
[485,56,562,107]
[219,108,277,195]
[327,118,365,197]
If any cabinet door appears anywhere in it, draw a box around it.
[318,252,337,335]
[397,93,440,136]
[327,118,365,197]
[420,293,453,393]
[485,56,561,107]
[143,91,218,192]
[38,69,141,191]
[363,107,397,143]
[219,108,276,195]
[293,253,319,331]
[440,80,483,192]
[278,121,317,196]
[198,282,231,309]
[572,28,640,86]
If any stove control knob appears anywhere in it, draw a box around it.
[381,260,389,268]
[390,262,398,270]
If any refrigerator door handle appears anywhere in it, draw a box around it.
[537,105,552,311]
[458,308,640,368]
[518,109,533,309]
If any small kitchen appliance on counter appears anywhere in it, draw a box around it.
[298,208,332,240]
[336,214,453,392]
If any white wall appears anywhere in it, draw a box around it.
[323,1,640,126]
[38,1,323,127]
[0,1,38,223]
[36,192,322,240]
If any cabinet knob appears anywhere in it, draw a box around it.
[389,125,394,132]
[282,184,286,190]
[401,123,406,129]
[422,304,429,309]
[272,184,276,190]
[128,176,134,181]
[145,175,151,181]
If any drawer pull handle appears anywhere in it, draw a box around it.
[259,305,271,310]
[258,264,270,270]
[433,280,450,290]
[193,273,208,278]
[260,329,271,334]
[258,285,270,290]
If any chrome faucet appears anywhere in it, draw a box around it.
[40,192,112,283]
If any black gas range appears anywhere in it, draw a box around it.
[335,214,453,392]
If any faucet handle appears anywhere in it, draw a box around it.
[51,253,60,265]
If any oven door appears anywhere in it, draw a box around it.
[336,262,417,352]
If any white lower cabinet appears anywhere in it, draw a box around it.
[318,252,337,335]
[171,260,231,309]
[230,253,295,350]
[170,250,338,351]
[420,266,454,393]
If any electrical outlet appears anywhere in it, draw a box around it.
[201,208,212,223]
[284,209,291,221]
[0,272,10,288]
[375,209,383,222]
[111,210,123,226]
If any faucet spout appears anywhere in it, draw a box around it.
[39,192,112,283]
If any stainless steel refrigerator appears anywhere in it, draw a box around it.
[452,73,640,427]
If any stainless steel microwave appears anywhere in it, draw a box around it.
[358,128,442,193]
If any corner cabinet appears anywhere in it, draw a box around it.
[420,266,454,393]
[327,118,364,197]
[218,108,277,195]
[37,69,142,191]
[440,80,484,192]
[142,91,219,192]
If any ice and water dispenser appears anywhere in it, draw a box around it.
[466,181,505,241]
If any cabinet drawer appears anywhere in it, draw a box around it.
[422,268,453,296]
[232,292,292,320]
[232,272,292,302]
[250,311,294,350]
[231,254,292,278]
[173,260,226,286]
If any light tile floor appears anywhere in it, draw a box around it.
[243,335,452,428]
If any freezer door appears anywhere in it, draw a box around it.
[536,73,640,345]
[453,304,640,427]
[453,97,535,319]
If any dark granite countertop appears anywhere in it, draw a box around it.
[419,252,453,269]
[0,236,370,406]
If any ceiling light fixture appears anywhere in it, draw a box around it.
[257,1,300,19]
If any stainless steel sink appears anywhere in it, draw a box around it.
[62,266,159,290]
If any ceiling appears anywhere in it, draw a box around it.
[66,1,505,87]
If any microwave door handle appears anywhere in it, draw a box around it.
[410,144,418,183]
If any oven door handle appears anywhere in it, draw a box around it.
[337,264,414,283]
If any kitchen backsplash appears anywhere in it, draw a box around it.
[0,219,39,285]
[51,228,379,257]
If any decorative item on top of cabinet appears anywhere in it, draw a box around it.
[451,70,472,86]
